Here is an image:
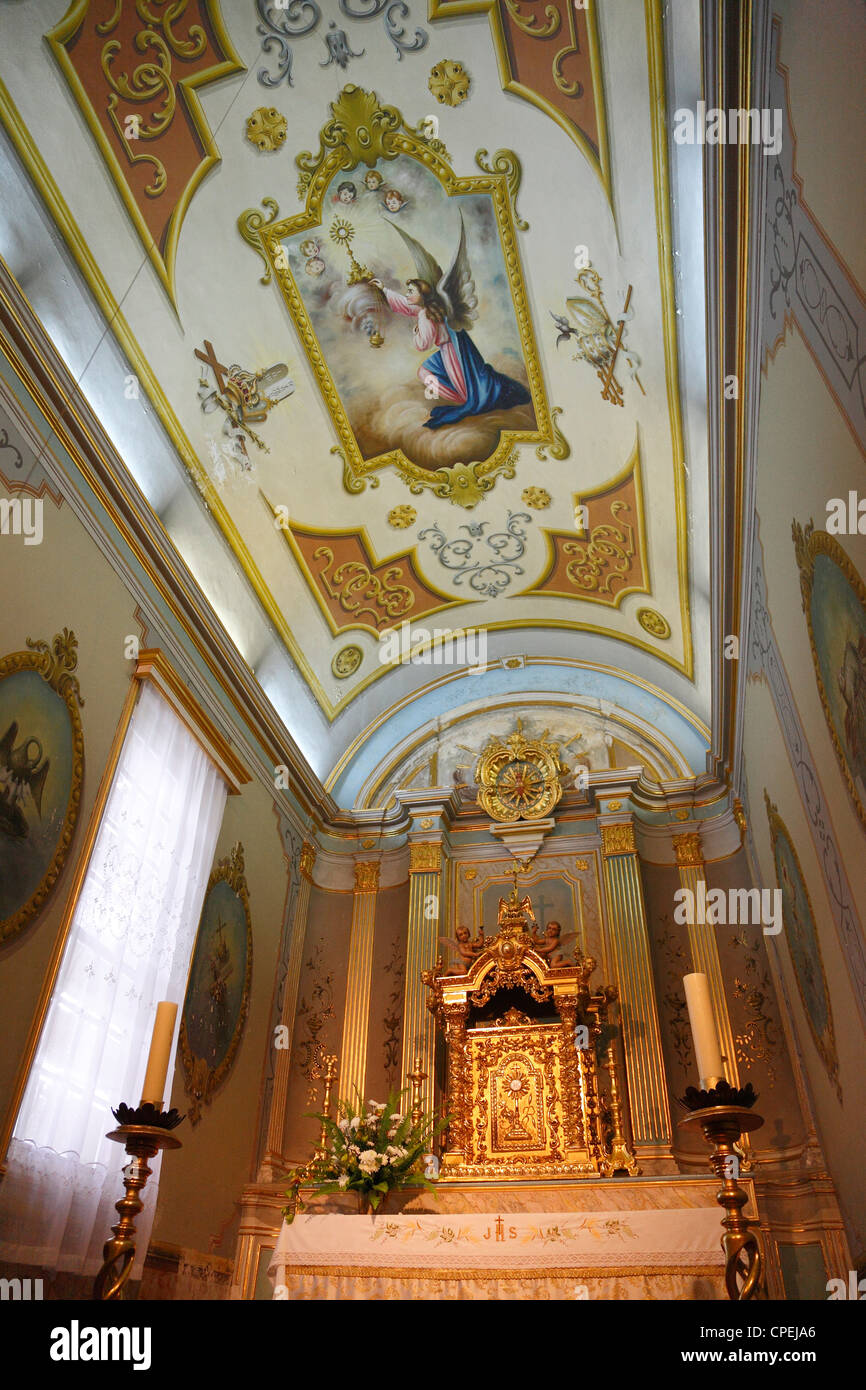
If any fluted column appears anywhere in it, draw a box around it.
[600,819,672,1155]
[259,840,316,1179]
[400,841,442,1118]
[672,831,739,1087]
[339,861,381,1105]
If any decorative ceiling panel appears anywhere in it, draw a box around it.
[0,0,705,732]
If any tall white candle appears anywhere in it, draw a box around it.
[683,973,724,1085]
[140,1001,178,1106]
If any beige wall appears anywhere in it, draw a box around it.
[741,0,866,1260]
[0,400,296,1259]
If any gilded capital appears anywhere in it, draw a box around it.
[409,841,442,874]
[353,860,380,893]
[600,822,636,857]
[299,840,317,880]
[672,831,703,868]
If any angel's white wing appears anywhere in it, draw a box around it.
[438,213,478,332]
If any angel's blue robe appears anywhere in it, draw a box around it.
[421,328,532,429]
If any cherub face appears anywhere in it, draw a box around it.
[365,171,383,190]
[547,921,561,938]
[337,184,356,204]
[305,257,325,277]
[385,191,403,210]
[456,926,470,941]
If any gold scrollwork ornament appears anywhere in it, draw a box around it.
[475,718,566,823]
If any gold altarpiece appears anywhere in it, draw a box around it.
[423,883,639,1180]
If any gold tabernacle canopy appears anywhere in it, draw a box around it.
[423,878,639,1180]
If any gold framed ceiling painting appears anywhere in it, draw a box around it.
[239,86,566,507]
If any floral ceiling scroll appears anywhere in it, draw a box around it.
[46,0,245,307]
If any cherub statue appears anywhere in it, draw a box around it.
[439,925,486,975]
[531,920,577,967]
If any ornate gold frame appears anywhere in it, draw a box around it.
[45,0,246,310]
[0,629,84,943]
[239,85,566,506]
[793,521,866,830]
[179,841,253,1124]
[764,792,840,1098]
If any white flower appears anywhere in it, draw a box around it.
[348,1144,360,1156]
[337,1118,350,1133]
[338,1175,349,1188]
[358,1150,380,1173]
[350,1116,361,1131]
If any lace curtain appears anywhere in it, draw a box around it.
[0,683,228,1275]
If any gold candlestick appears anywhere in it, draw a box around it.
[407,1054,427,1131]
[678,1104,764,1300]
[93,1121,182,1300]
[314,1053,339,1163]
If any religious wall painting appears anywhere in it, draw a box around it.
[551,264,644,407]
[239,86,566,507]
[47,0,245,307]
[0,631,84,943]
[181,842,252,1124]
[764,794,840,1101]
[793,522,866,828]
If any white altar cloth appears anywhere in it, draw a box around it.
[269,1208,725,1284]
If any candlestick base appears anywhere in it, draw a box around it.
[93,1123,182,1301]
[678,1104,764,1301]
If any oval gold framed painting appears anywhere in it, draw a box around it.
[793,522,866,829]
[0,630,84,942]
[180,842,252,1124]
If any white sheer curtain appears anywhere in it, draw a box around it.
[0,682,227,1275]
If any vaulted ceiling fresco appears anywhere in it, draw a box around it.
[0,0,709,776]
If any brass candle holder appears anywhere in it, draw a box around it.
[313,1053,339,1163]
[678,1083,764,1301]
[93,1103,183,1300]
[407,1054,427,1131]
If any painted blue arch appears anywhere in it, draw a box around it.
[330,662,709,807]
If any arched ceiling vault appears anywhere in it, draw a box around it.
[0,0,709,793]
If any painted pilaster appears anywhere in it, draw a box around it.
[600,817,672,1156]
[339,861,381,1104]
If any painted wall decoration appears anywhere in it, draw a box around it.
[764,793,840,1101]
[793,522,866,829]
[239,86,566,507]
[0,630,84,942]
[418,510,533,597]
[761,20,866,457]
[524,438,648,607]
[47,0,245,307]
[268,511,464,635]
[181,842,252,1124]
[552,265,644,406]
[429,0,610,205]
[255,0,427,89]
[196,338,294,481]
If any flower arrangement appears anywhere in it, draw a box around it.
[283,1089,446,1222]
